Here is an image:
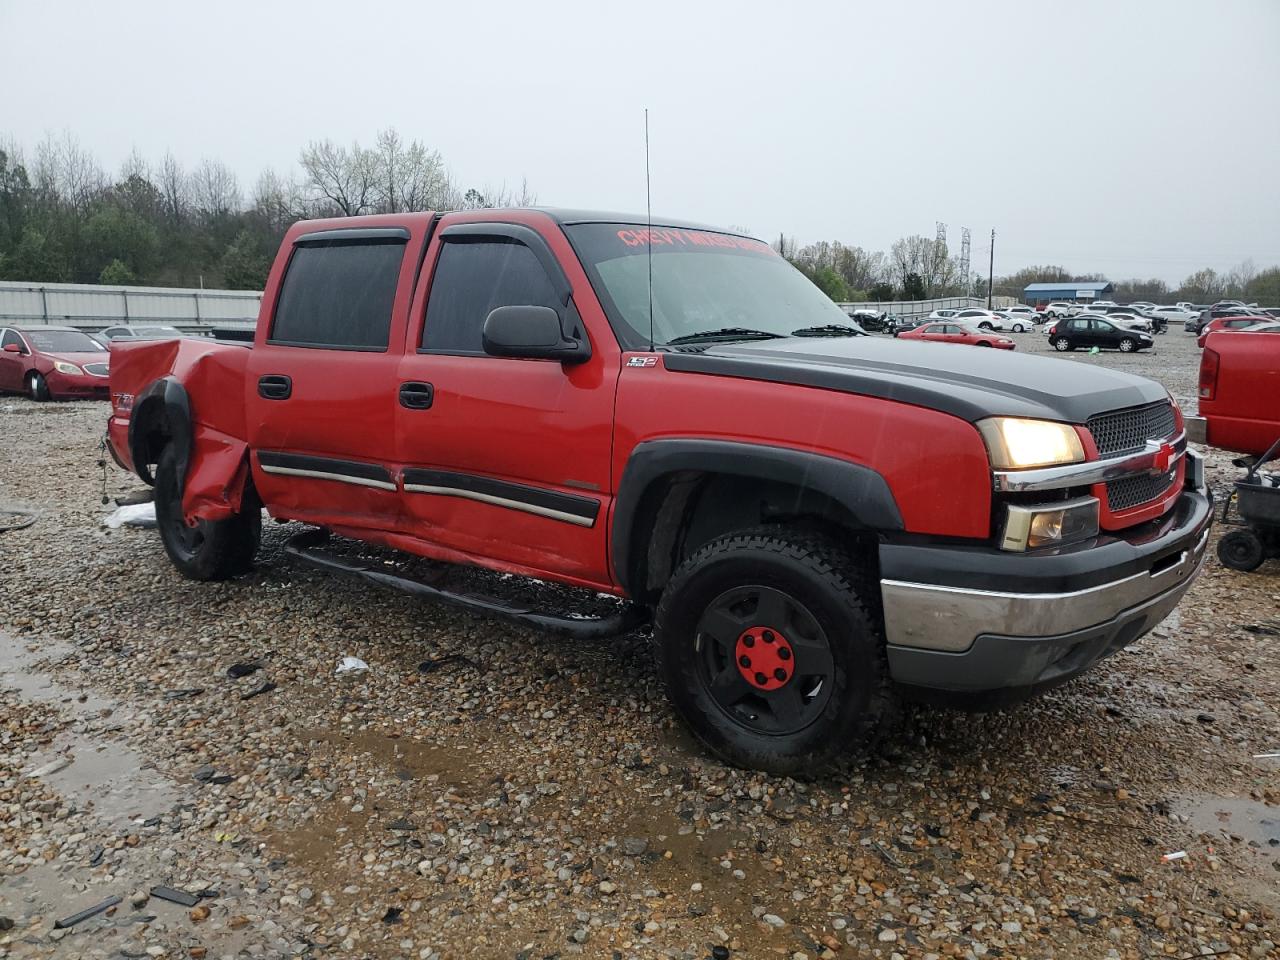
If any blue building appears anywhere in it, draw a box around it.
[1023,281,1115,307]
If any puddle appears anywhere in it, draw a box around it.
[0,631,180,828]
[1177,793,1280,909]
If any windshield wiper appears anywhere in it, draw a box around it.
[666,327,785,345]
[789,323,866,338]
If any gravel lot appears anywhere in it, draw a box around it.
[1,328,1277,960]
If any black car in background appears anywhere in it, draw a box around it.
[891,317,930,337]
[1047,315,1154,353]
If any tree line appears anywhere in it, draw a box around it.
[776,234,1280,306]
[2,130,1276,306]
[0,130,534,290]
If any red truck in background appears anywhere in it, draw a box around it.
[1190,327,1280,456]
[105,208,1211,774]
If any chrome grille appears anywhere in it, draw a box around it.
[1106,469,1177,512]
[1086,401,1176,456]
[84,362,109,377]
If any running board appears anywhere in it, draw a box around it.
[282,528,649,640]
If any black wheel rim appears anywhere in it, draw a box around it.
[694,585,835,736]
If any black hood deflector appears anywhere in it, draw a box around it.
[662,338,1167,423]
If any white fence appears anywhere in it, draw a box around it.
[836,295,1015,319]
[0,280,262,332]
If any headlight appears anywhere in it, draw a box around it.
[978,417,1085,470]
[1001,497,1099,551]
[53,361,83,375]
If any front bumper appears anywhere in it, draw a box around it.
[47,370,109,399]
[879,465,1212,696]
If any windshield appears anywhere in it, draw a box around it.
[566,223,861,347]
[24,330,107,353]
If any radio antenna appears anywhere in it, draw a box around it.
[645,108,654,352]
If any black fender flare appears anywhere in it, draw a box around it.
[127,377,192,487]
[610,438,904,595]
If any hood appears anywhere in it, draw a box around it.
[49,352,110,367]
[662,337,1168,423]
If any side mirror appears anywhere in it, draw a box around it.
[482,305,590,364]
[2,343,20,354]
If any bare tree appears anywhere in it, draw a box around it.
[299,139,377,217]
[157,151,189,225]
[190,159,242,220]
[33,131,105,212]
[252,168,304,232]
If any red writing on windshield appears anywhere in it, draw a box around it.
[616,228,772,254]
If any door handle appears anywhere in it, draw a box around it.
[258,375,292,400]
[399,381,434,410]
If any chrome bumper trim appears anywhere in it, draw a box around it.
[881,527,1209,652]
[993,431,1187,492]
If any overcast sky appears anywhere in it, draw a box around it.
[4,0,1278,284]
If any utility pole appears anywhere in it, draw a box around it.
[986,229,995,309]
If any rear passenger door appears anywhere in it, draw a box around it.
[244,224,424,532]
[0,328,26,391]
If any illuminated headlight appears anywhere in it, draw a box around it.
[1001,497,1099,552]
[53,360,83,375]
[978,417,1085,470]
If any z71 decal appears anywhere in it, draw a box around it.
[626,356,658,368]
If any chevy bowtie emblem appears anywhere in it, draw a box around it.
[1151,441,1175,473]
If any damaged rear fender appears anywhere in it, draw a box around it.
[127,377,192,486]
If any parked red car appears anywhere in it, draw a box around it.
[0,325,111,400]
[897,321,1016,349]
[105,209,1210,774]
[1189,327,1280,456]
[1196,316,1270,348]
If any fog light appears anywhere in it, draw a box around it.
[1001,497,1099,552]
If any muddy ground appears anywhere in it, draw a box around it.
[0,329,1276,960]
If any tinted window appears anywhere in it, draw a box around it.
[422,240,558,353]
[1093,320,1116,333]
[2,329,22,350]
[270,240,405,349]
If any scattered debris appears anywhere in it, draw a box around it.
[1243,623,1280,636]
[0,916,13,931]
[241,679,277,701]
[226,661,262,679]
[0,506,39,533]
[381,906,403,925]
[1161,850,1188,862]
[149,886,199,907]
[26,756,72,779]
[1253,752,1280,760]
[416,653,476,674]
[103,503,157,529]
[55,895,122,929]
[336,656,369,675]
[385,818,417,832]
[113,489,154,507]
[163,688,204,701]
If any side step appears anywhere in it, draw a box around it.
[282,528,650,640]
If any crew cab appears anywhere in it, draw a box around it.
[105,210,1211,774]
[1189,326,1280,455]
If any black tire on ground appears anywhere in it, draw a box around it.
[1119,338,1136,353]
[27,371,50,402]
[976,341,992,347]
[1012,323,1025,333]
[654,526,894,776]
[153,445,260,580]
[978,322,993,330]
[1053,338,1072,352]
[1217,529,1265,572]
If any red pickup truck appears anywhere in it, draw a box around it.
[1190,327,1280,455]
[105,209,1211,774]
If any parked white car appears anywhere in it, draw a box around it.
[952,308,1006,330]
[1001,304,1040,325]
[1043,301,1080,319]
[1148,305,1199,324]
[1085,300,1119,311]
[994,310,1034,333]
[1083,310,1153,334]
[926,308,960,321]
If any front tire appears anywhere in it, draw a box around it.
[654,527,893,776]
[1118,338,1136,353]
[1012,323,1025,333]
[154,445,260,580]
[1218,529,1264,572]
[27,372,50,402]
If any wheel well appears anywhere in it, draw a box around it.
[629,472,880,606]
[129,397,173,485]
